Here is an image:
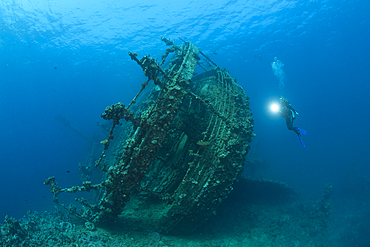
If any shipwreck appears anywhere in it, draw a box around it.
[45,37,296,234]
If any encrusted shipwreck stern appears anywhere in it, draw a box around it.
[45,38,254,234]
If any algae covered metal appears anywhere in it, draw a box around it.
[45,37,254,234]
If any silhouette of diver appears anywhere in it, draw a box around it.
[279,96,307,147]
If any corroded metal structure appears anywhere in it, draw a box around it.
[45,38,254,234]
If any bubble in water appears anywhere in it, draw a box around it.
[271,57,285,90]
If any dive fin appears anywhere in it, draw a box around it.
[297,128,307,135]
[299,135,306,148]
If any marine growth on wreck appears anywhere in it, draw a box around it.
[44,37,255,234]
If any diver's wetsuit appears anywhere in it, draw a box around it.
[279,97,302,136]
[279,97,306,147]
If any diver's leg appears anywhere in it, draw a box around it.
[286,115,306,147]
[286,113,302,136]
[285,114,294,130]
[292,127,301,136]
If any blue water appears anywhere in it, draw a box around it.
[1,0,369,241]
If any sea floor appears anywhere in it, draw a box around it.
[1,185,368,247]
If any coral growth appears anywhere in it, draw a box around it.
[0,211,130,247]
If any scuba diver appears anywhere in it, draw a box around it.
[279,96,307,147]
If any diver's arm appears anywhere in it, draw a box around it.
[288,104,299,115]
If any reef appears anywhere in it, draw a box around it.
[1,180,334,247]
[0,210,133,247]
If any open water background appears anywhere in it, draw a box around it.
[1,0,369,243]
